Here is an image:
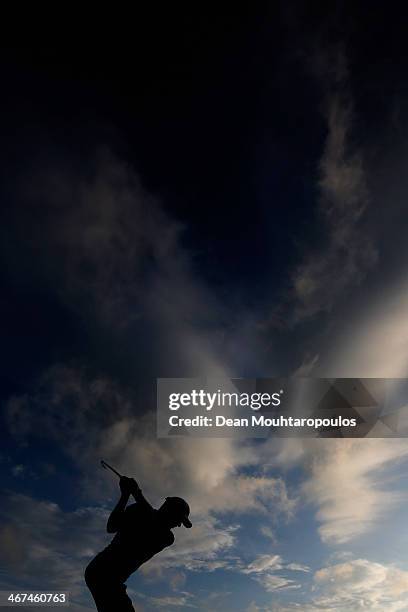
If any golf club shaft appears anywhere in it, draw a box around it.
[101,459,122,478]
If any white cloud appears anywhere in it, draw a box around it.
[263,559,408,611]
[239,553,308,596]
[266,434,408,546]
[256,574,300,593]
[303,438,408,544]
[286,563,310,573]
[312,558,408,611]
[242,554,283,574]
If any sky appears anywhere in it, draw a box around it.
[2,5,408,611]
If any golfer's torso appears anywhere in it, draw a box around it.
[103,505,174,578]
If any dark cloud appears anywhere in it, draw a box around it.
[0,491,108,608]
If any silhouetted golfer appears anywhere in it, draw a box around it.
[85,476,192,612]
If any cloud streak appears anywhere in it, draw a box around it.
[303,439,408,544]
[292,47,377,321]
[293,92,376,320]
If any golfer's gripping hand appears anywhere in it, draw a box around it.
[120,476,140,496]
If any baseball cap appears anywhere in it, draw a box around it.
[165,496,192,528]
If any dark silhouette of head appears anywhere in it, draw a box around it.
[158,497,192,529]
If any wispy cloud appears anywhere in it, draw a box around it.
[255,574,300,593]
[313,558,408,611]
[292,51,377,321]
[292,96,376,319]
[259,558,408,610]
[240,554,308,595]
[267,434,408,546]
[303,439,408,544]
[242,554,283,574]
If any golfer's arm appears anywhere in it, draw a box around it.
[132,487,153,510]
[107,493,129,533]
